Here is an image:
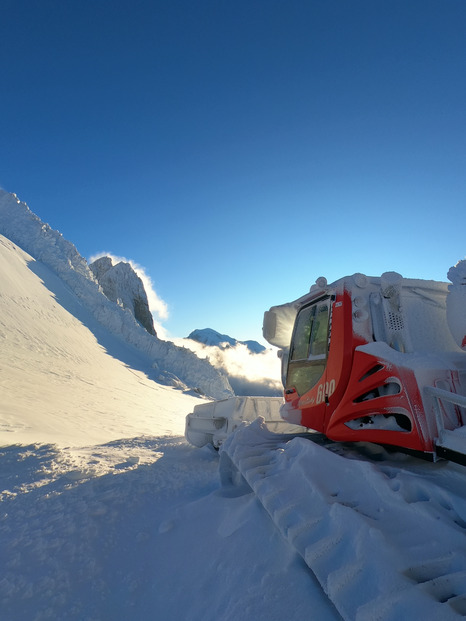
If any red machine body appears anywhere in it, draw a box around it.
[263,271,466,461]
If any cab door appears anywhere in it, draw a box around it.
[285,298,331,430]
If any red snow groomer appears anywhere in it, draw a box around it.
[263,267,466,464]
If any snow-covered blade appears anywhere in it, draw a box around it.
[221,419,466,621]
[426,387,466,464]
[185,396,304,448]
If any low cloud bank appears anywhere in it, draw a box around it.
[176,338,283,397]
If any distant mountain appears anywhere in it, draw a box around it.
[188,328,266,354]
[90,256,156,336]
[185,328,281,397]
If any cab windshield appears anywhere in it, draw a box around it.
[286,299,330,396]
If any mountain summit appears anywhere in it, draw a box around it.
[188,328,266,354]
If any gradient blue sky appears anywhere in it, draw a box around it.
[1,0,465,343]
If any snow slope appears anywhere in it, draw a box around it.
[0,234,201,446]
[0,189,232,401]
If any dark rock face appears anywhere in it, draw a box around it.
[89,256,157,336]
[132,295,157,336]
[88,256,113,282]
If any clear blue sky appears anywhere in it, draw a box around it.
[1,0,465,343]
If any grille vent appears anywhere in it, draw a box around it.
[386,310,404,331]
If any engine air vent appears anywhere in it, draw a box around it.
[359,364,384,382]
[353,382,401,403]
[346,412,412,432]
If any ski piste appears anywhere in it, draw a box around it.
[220,418,466,621]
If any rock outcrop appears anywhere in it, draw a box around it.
[89,256,157,336]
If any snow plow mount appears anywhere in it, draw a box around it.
[426,386,466,465]
[185,396,305,449]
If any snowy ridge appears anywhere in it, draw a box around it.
[0,190,232,399]
[221,420,466,620]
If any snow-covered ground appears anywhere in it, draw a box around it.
[1,190,466,620]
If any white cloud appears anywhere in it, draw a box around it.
[89,252,169,324]
[174,338,283,396]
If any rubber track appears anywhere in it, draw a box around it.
[220,419,466,621]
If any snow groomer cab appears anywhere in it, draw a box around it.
[263,269,466,463]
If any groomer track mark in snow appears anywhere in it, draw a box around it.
[221,419,466,620]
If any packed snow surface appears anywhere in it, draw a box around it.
[1,190,466,620]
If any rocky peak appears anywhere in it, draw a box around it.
[89,256,157,336]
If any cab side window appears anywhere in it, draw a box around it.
[290,305,315,361]
[286,301,330,396]
[310,304,329,356]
